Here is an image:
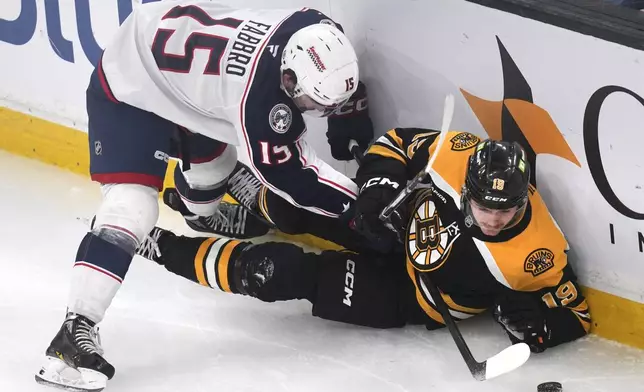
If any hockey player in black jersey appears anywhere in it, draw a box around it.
[133,129,590,365]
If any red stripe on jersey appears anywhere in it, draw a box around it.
[91,173,164,191]
[74,262,123,283]
[295,140,357,198]
[97,58,119,103]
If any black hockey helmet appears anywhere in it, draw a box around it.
[461,139,530,227]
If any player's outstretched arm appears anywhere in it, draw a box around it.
[493,264,590,353]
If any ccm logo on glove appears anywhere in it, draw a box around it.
[360,177,400,192]
[335,97,368,116]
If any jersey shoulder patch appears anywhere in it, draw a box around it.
[523,248,556,277]
[449,132,480,151]
[269,103,292,134]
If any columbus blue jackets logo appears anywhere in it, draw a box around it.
[524,248,555,276]
[406,197,460,272]
[269,104,292,134]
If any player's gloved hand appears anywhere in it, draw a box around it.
[351,176,402,253]
[493,292,551,353]
[326,81,374,161]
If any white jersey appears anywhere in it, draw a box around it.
[100,1,358,217]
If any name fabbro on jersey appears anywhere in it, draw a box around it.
[226,20,273,77]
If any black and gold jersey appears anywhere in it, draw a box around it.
[358,128,590,347]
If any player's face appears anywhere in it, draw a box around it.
[469,199,519,236]
[282,72,344,117]
[293,94,341,117]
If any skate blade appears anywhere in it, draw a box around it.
[35,357,107,392]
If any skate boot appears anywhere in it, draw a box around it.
[226,161,265,214]
[35,313,114,392]
[135,226,167,263]
[163,187,271,239]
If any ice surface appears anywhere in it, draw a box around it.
[1,150,643,392]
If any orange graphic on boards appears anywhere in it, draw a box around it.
[461,37,581,186]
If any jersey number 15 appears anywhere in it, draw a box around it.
[151,5,242,75]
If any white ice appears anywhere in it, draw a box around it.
[1,150,643,392]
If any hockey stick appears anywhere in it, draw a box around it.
[348,139,364,163]
[379,94,455,223]
[418,272,530,380]
[354,95,530,381]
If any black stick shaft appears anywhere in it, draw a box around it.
[419,273,485,379]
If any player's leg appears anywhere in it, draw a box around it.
[36,61,175,391]
[171,128,234,217]
[142,228,319,301]
[167,130,271,238]
[257,185,369,251]
[310,251,414,328]
[215,161,367,249]
[139,228,412,329]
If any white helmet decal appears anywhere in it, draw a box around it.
[280,23,359,108]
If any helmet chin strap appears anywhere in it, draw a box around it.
[280,69,305,100]
[281,81,304,100]
[460,189,528,232]
[502,202,528,230]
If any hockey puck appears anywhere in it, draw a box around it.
[537,382,562,392]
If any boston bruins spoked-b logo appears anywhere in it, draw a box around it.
[406,198,461,272]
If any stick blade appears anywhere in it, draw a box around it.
[484,343,531,380]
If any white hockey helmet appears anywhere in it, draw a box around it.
[280,23,359,117]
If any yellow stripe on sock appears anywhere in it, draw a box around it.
[194,238,218,286]
[216,240,241,293]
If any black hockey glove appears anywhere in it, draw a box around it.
[493,292,551,353]
[351,176,404,254]
[326,81,374,161]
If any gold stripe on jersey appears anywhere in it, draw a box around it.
[407,263,444,324]
[407,131,440,159]
[478,191,569,291]
[442,293,486,315]
[367,144,406,164]
[387,130,404,150]
[194,237,218,287]
[569,302,592,333]
[381,132,406,153]
[425,131,472,197]
[258,186,275,225]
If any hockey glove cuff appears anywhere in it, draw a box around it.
[493,292,551,353]
[326,81,374,161]
[351,176,403,253]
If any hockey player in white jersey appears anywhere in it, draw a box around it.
[35,2,373,391]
